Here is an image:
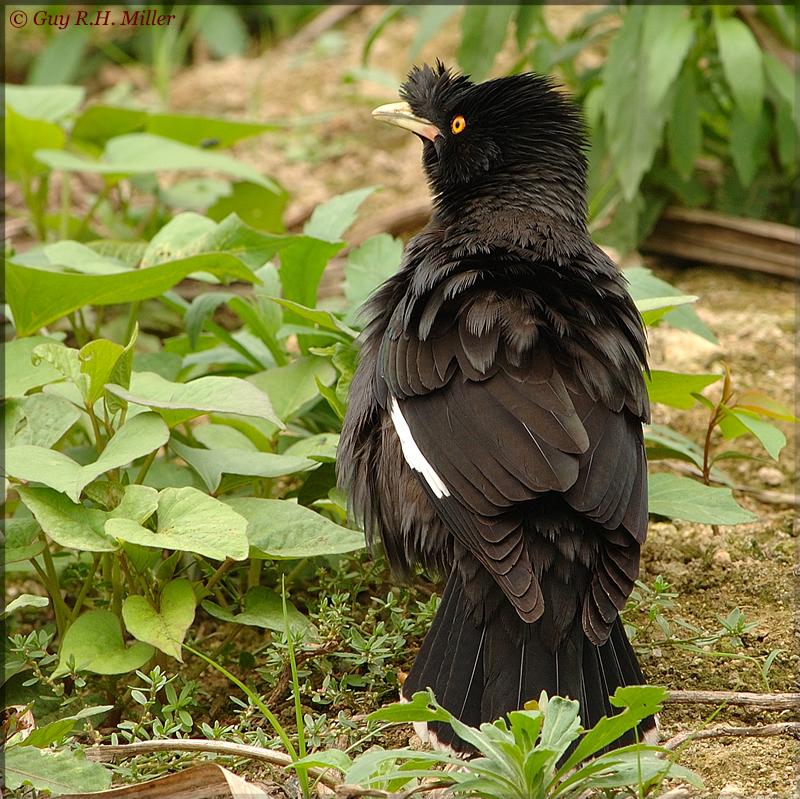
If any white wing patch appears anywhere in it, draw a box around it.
[389,396,450,499]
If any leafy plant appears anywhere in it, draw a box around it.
[364,4,798,252]
[292,686,701,797]
[623,577,781,690]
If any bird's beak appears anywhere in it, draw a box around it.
[372,102,440,142]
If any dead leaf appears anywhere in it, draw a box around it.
[59,762,269,799]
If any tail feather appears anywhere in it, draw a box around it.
[402,569,656,755]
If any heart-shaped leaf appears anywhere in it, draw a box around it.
[106,487,249,561]
[225,497,364,559]
[201,586,314,637]
[6,412,168,502]
[106,372,281,428]
[122,579,196,661]
[54,610,155,677]
[18,484,158,552]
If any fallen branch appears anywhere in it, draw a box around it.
[84,739,339,789]
[665,690,800,711]
[663,721,800,751]
[643,207,798,281]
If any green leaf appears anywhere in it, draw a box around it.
[558,685,667,775]
[201,585,314,637]
[5,84,85,122]
[643,6,695,109]
[5,745,112,794]
[271,299,356,339]
[668,66,702,180]
[79,339,125,405]
[715,16,764,121]
[185,291,234,347]
[515,5,544,50]
[207,180,288,233]
[36,133,280,191]
[303,187,376,242]
[106,372,281,428]
[602,7,666,200]
[141,212,289,270]
[106,487,250,561]
[193,4,249,57]
[722,408,786,460]
[193,423,258,451]
[535,695,582,760]
[17,485,157,552]
[147,113,277,148]
[410,6,459,60]
[645,423,707,471]
[625,266,718,343]
[71,105,148,147]
[17,705,112,749]
[283,432,339,462]
[367,690,451,725]
[345,234,404,312]
[5,106,65,182]
[648,474,756,525]
[5,254,257,337]
[636,294,699,326]
[14,240,130,275]
[28,25,91,86]
[729,104,770,185]
[170,440,315,493]
[458,5,515,81]
[4,518,45,563]
[278,238,345,314]
[18,487,115,552]
[5,394,81,448]
[53,609,154,677]
[249,356,337,423]
[3,594,49,617]
[764,53,795,115]
[122,579,196,661]
[4,336,63,397]
[225,497,365,559]
[735,390,799,423]
[645,370,721,409]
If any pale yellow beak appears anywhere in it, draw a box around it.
[372,101,440,142]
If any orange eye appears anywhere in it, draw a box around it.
[451,114,466,134]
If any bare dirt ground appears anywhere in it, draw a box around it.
[93,6,796,796]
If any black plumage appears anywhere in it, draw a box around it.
[338,62,655,752]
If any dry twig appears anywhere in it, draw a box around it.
[84,739,339,789]
[665,690,800,711]
[663,721,800,751]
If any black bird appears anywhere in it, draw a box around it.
[338,62,655,753]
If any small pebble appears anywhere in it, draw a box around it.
[757,466,784,486]
[719,784,746,798]
[713,549,732,566]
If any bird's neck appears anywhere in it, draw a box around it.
[430,166,589,253]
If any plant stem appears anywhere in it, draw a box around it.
[125,301,141,344]
[38,547,70,638]
[282,576,308,798]
[59,173,71,240]
[134,450,158,485]
[69,553,102,623]
[77,185,110,239]
[247,558,262,590]
[205,558,235,592]
[111,554,123,627]
[182,644,298,761]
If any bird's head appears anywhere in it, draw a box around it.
[373,62,588,224]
